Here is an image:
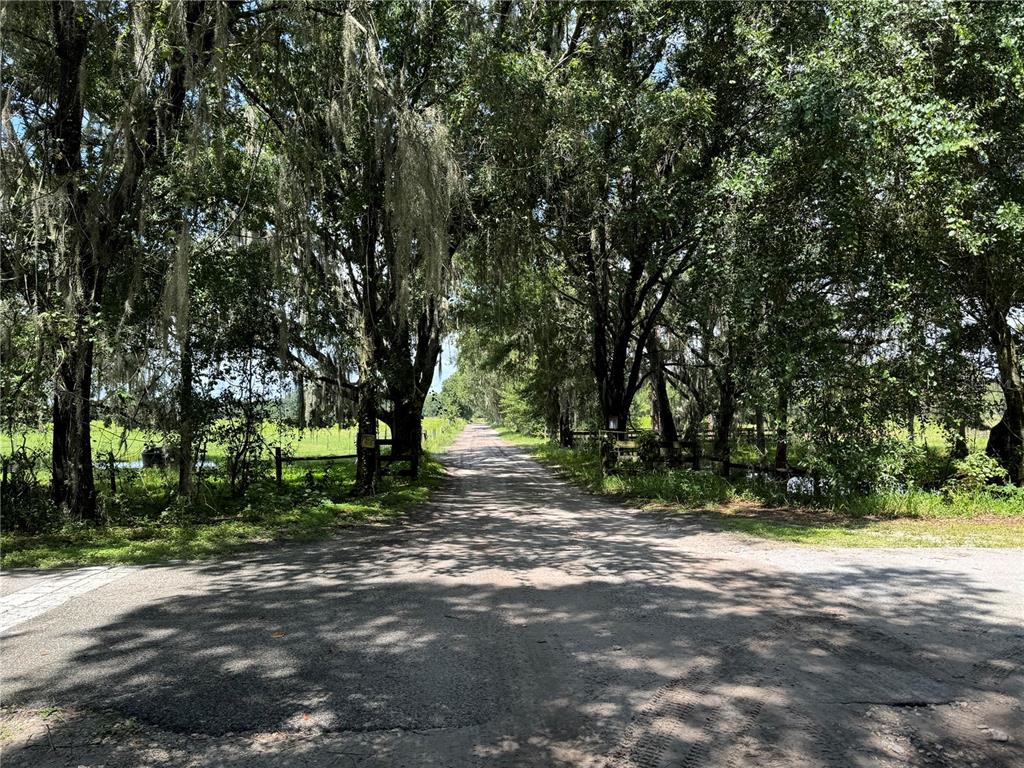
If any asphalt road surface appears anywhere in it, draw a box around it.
[2,424,1022,767]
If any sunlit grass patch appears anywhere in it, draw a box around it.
[712,513,1024,548]
[3,417,463,463]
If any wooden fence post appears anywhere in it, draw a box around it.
[275,447,283,487]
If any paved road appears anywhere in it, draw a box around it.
[0,567,135,634]
[2,424,1022,767]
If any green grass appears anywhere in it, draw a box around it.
[1,461,446,568]
[1,419,466,569]
[2,416,462,462]
[713,515,1022,548]
[496,427,1024,549]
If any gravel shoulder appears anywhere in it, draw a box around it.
[2,424,1022,767]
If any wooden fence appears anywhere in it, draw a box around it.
[273,432,428,485]
[565,428,821,493]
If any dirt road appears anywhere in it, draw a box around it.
[2,424,1022,766]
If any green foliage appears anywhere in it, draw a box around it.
[494,373,547,437]
[425,370,476,421]
[0,445,58,534]
[2,1,1022,540]
[460,1,1022,492]
[948,453,1010,495]
[0,421,465,568]
[634,432,665,471]
[878,443,956,491]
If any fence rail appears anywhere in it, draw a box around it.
[273,433,427,485]
[563,428,821,493]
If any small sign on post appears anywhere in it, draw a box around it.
[360,433,376,449]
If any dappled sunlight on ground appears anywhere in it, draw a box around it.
[2,425,1022,767]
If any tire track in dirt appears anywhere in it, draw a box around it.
[607,610,969,768]
[970,640,1024,689]
[607,617,787,768]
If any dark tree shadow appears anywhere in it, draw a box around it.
[3,427,1022,766]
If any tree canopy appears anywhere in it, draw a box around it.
[1,0,1021,526]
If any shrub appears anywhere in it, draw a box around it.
[635,432,664,470]
[621,467,735,506]
[903,446,955,489]
[946,452,1009,494]
[0,446,59,533]
[874,442,954,491]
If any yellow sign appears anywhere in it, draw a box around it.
[360,434,376,449]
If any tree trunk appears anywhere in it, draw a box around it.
[176,222,193,499]
[650,387,661,434]
[296,374,307,430]
[51,334,97,520]
[591,275,651,440]
[354,381,379,494]
[985,305,1023,484]
[654,374,677,444]
[596,358,635,436]
[684,409,702,459]
[558,403,573,448]
[601,399,630,437]
[375,298,443,477]
[755,406,767,457]
[713,376,736,475]
[775,387,789,470]
[599,388,631,476]
[544,386,561,442]
[177,332,194,498]
[392,395,424,467]
[951,424,969,460]
[49,3,97,521]
[646,337,678,445]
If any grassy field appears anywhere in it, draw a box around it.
[2,417,460,462]
[496,428,1024,548]
[1,419,466,569]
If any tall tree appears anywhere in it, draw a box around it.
[2,1,243,518]
[821,1,1024,482]
[248,3,469,484]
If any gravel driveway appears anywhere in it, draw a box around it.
[2,424,1021,767]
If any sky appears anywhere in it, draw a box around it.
[429,336,458,393]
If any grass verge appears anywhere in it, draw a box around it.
[496,428,1024,548]
[1,421,465,569]
[0,459,446,569]
[1,459,445,569]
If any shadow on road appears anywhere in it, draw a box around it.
[4,428,1022,767]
